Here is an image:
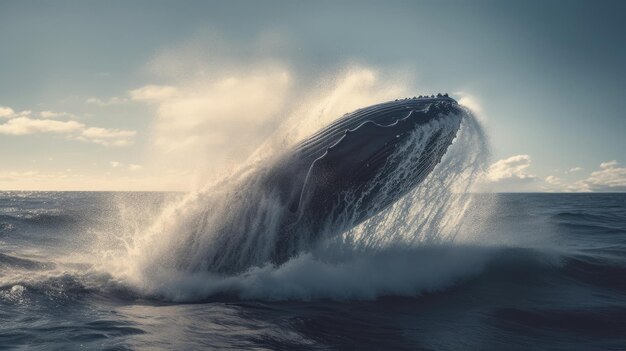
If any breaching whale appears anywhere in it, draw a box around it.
[265,94,466,265]
[195,94,467,273]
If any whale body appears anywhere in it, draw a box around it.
[198,95,467,273]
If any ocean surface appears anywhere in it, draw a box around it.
[1,191,625,350]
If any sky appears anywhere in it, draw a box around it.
[0,0,624,191]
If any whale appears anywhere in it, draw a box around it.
[197,94,467,273]
[266,95,466,264]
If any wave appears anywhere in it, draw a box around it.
[0,212,77,228]
[563,255,626,293]
[0,246,539,302]
[2,237,625,304]
[0,252,54,270]
[123,245,492,301]
[7,244,626,304]
[78,110,502,302]
[551,211,626,235]
[11,108,617,305]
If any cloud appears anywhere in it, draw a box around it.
[0,169,77,184]
[570,160,626,192]
[476,154,539,192]
[568,167,583,173]
[77,127,136,146]
[40,110,72,118]
[0,114,136,147]
[109,162,143,171]
[0,168,176,191]
[86,96,128,106]
[129,85,179,102]
[486,155,537,183]
[0,105,15,118]
[0,117,84,135]
[600,160,619,169]
[545,175,561,185]
[0,105,34,119]
[134,69,292,170]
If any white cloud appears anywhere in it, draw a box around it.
[0,117,84,135]
[540,175,564,191]
[107,161,143,171]
[477,154,538,192]
[40,110,71,118]
[86,96,128,106]
[0,105,15,118]
[568,167,583,173]
[77,127,137,146]
[570,160,626,192]
[0,168,184,191]
[0,105,34,119]
[0,169,77,183]
[545,175,561,184]
[486,155,537,183]
[129,85,179,102]
[0,114,136,147]
[136,70,292,169]
[600,160,619,169]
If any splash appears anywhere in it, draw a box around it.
[95,102,490,301]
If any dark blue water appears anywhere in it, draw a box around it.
[1,192,625,350]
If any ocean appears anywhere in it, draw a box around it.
[1,191,625,350]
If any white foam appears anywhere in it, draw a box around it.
[95,105,493,301]
[118,246,495,302]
